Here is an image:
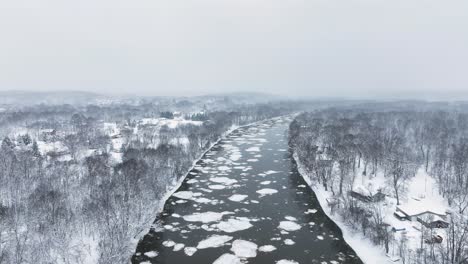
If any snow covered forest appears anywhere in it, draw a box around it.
[0,93,302,264]
[289,102,468,264]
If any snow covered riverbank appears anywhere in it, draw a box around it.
[293,152,389,264]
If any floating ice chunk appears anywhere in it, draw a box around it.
[265,170,280,175]
[144,251,158,258]
[162,240,176,247]
[187,179,198,184]
[305,209,318,214]
[246,147,260,152]
[230,154,242,161]
[194,197,213,204]
[247,159,259,162]
[184,247,198,256]
[230,240,258,258]
[317,235,324,240]
[173,191,194,199]
[218,166,231,171]
[284,239,295,245]
[228,194,248,202]
[173,243,185,251]
[280,221,300,231]
[213,253,242,264]
[258,245,277,252]
[197,235,233,249]
[256,188,278,196]
[210,177,237,185]
[217,218,253,233]
[260,181,271,185]
[209,184,226,190]
[183,211,231,223]
[285,216,297,221]
[276,260,299,264]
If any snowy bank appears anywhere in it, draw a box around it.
[293,152,389,264]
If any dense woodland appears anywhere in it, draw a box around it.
[289,106,468,264]
[0,98,299,264]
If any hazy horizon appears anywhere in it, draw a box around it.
[1,0,467,99]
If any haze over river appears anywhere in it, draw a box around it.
[133,117,362,264]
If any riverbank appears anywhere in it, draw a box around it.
[293,152,389,264]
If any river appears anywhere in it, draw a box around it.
[132,117,362,264]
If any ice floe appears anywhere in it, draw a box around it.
[230,239,258,258]
[197,235,233,249]
[213,253,242,264]
[228,194,248,202]
[210,177,237,185]
[144,251,158,258]
[258,245,277,252]
[183,211,231,223]
[173,191,194,199]
[216,218,253,233]
[173,243,185,251]
[162,240,176,247]
[184,247,197,256]
[209,184,226,190]
[246,147,260,152]
[276,260,299,264]
[256,188,278,196]
[285,216,298,221]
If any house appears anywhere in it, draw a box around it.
[393,210,408,221]
[417,214,449,229]
[396,200,447,222]
[349,188,386,203]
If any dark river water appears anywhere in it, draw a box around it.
[132,117,362,264]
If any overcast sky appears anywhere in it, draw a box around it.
[0,0,467,99]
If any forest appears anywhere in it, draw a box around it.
[289,104,468,264]
[0,96,301,264]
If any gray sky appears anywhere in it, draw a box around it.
[1,0,467,99]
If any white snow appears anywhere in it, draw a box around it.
[284,239,295,245]
[197,235,233,249]
[228,194,248,202]
[230,240,258,258]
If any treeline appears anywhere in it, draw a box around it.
[289,109,468,264]
[0,102,295,264]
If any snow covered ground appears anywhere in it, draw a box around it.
[295,152,453,264]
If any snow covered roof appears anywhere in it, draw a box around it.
[397,199,447,217]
